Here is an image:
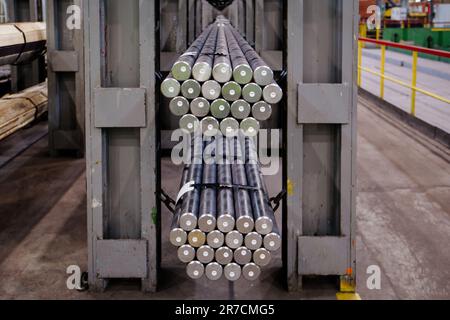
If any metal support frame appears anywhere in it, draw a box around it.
[82,0,357,294]
[85,0,158,292]
[285,0,358,291]
[6,0,46,92]
[47,0,85,155]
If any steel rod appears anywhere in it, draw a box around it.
[224,25,253,85]
[252,101,272,121]
[213,21,232,83]
[198,141,217,232]
[224,263,242,282]
[170,96,190,116]
[170,165,191,247]
[161,74,181,98]
[217,138,236,233]
[229,26,274,86]
[172,25,214,81]
[205,262,223,281]
[231,138,255,234]
[192,25,219,82]
[186,261,205,280]
[179,138,204,231]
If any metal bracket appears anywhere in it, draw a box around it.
[270,190,286,213]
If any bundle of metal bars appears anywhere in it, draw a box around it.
[161,17,283,138]
[169,136,281,282]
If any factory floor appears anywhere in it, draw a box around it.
[0,96,449,300]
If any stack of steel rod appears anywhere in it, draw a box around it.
[161,17,283,138]
[169,137,281,282]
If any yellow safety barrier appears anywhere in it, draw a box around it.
[358,37,450,117]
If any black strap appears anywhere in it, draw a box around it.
[158,186,286,216]
[276,69,288,83]
[155,72,163,82]
[2,95,40,121]
[11,24,27,66]
[11,24,46,67]
[192,182,261,192]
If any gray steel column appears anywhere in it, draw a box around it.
[286,0,303,292]
[85,0,159,293]
[47,0,85,156]
[286,0,358,292]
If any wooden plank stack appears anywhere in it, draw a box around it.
[0,82,48,141]
[0,22,46,66]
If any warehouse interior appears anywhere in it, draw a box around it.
[0,0,449,300]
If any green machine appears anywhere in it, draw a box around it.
[383,27,450,63]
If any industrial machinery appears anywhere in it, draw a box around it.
[82,0,358,293]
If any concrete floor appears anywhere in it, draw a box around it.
[0,96,449,300]
[361,48,450,133]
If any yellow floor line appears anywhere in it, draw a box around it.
[336,292,362,300]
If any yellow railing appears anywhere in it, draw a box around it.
[358,37,450,117]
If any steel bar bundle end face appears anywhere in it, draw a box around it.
[211,99,231,119]
[198,214,217,233]
[187,261,205,280]
[179,212,198,231]
[213,62,233,84]
[192,61,213,83]
[245,232,263,251]
[202,80,221,100]
[170,228,187,247]
[234,247,252,265]
[181,79,201,100]
[220,118,240,137]
[225,230,244,249]
[172,61,192,82]
[243,263,261,281]
[188,229,206,248]
[252,101,272,121]
[197,245,215,264]
[161,78,180,98]
[201,117,220,137]
[253,248,272,267]
[263,83,283,104]
[170,97,190,116]
[222,81,242,102]
[207,230,225,249]
[191,97,210,118]
[233,64,253,85]
[178,245,196,264]
[242,83,263,104]
[255,216,274,236]
[224,263,242,282]
[217,214,235,233]
[216,246,233,265]
[231,100,251,120]
[264,232,282,252]
[254,66,274,87]
[240,117,260,137]
[236,215,255,234]
[179,115,200,134]
[206,263,223,281]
